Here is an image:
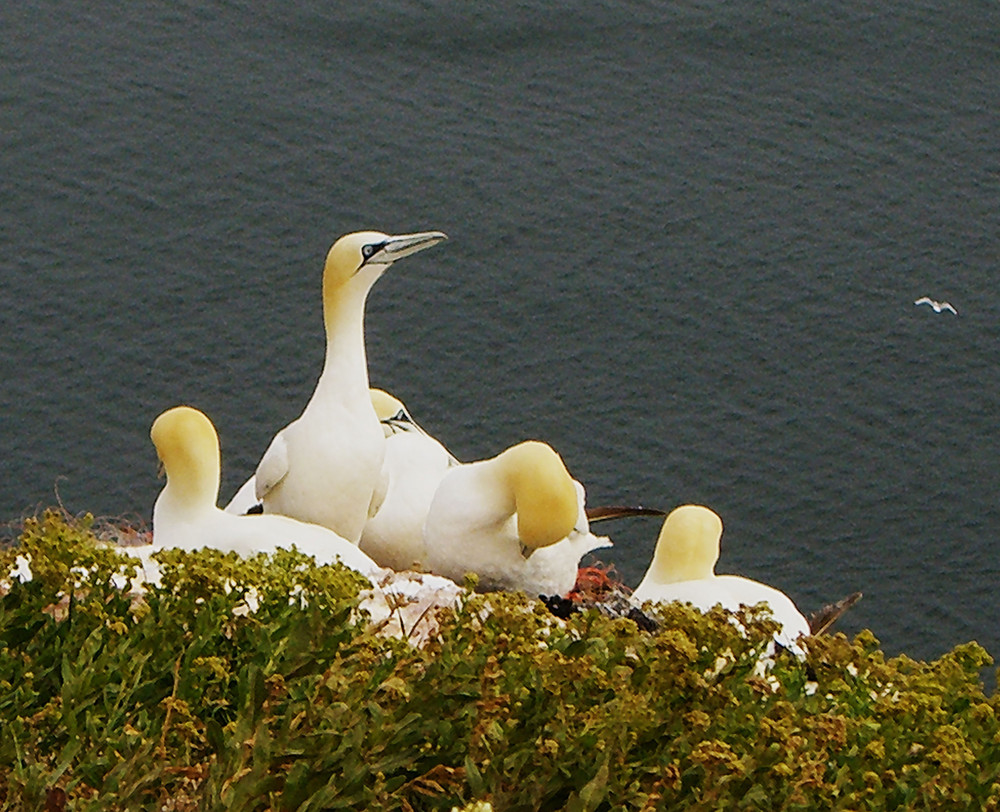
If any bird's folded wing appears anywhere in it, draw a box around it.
[254,434,290,500]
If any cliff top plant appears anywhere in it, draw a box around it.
[1,510,997,811]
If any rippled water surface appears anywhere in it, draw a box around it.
[3,0,999,663]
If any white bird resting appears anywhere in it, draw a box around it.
[914,297,957,314]
[359,388,459,571]
[630,504,810,653]
[423,440,611,597]
[146,405,381,577]
[238,230,447,543]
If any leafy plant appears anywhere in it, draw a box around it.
[1,510,998,810]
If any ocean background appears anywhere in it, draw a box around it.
[2,0,998,666]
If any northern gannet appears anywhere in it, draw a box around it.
[246,230,447,542]
[631,505,809,650]
[149,405,380,576]
[224,386,457,519]
[423,440,610,596]
[914,297,958,314]
[359,388,458,571]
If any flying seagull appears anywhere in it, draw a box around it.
[914,297,957,315]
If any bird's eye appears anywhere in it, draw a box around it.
[362,244,376,258]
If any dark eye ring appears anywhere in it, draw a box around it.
[362,244,375,258]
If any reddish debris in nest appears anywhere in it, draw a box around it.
[568,563,627,603]
[544,563,658,631]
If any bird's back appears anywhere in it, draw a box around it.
[631,573,809,645]
[156,504,380,577]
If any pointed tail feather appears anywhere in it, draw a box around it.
[586,505,666,522]
[807,591,863,635]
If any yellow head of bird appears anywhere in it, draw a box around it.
[650,504,723,583]
[150,405,221,504]
[499,440,579,550]
[369,388,406,422]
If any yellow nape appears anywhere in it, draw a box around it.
[150,406,221,502]
[500,441,579,550]
[369,388,405,421]
[652,504,723,583]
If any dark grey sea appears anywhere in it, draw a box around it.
[3,0,999,665]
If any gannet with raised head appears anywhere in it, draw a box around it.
[247,230,446,542]
[359,388,458,571]
[149,405,380,575]
[423,440,610,596]
[631,504,809,649]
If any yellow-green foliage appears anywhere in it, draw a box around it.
[1,510,999,810]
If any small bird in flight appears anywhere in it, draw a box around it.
[914,297,958,315]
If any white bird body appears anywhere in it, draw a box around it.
[225,387,458,527]
[225,418,383,527]
[254,394,385,543]
[359,389,458,571]
[914,296,958,314]
[423,441,611,596]
[150,406,380,577]
[631,505,809,650]
[154,494,380,574]
[246,230,446,542]
[635,575,809,639]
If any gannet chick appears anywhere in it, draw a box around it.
[631,505,809,650]
[150,406,380,576]
[914,296,958,314]
[249,230,447,543]
[423,441,610,596]
[360,388,458,571]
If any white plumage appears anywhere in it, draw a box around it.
[631,504,809,650]
[914,296,958,314]
[237,230,446,542]
[359,389,458,571]
[150,405,380,577]
[423,440,610,596]
[225,474,259,516]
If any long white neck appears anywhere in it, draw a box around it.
[311,266,382,409]
[466,461,518,527]
[157,459,219,519]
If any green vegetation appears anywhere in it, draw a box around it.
[1,510,998,810]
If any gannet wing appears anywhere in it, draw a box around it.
[254,433,290,500]
[914,297,932,306]
[943,303,958,314]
